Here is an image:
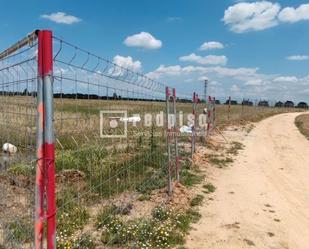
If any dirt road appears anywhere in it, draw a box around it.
[186,113,309,249]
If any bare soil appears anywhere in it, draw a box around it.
[186,113,309,249]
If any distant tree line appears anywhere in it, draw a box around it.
[0,90,193,103]
[2,89,308,108]
[223,99,308,109]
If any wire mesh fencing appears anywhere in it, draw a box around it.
[52,35,185,248]
[0,32,38,249]
[0,30,199,249]
[0,29,301,249]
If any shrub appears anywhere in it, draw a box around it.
[190,194,204,207]
[203,183,216,193]
[152,206,170,221]
[97,206,201,248]
[57,233,95,249]
[96,206,115,229]
[180,162,204,187]
[6,220,33,244]
[227,141,244,155]
[7,163,35,177]
[56,203,89,248]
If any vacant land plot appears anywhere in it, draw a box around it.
[0,96,304,248]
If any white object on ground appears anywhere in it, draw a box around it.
[180,125,193,134]
[2,143,17,154]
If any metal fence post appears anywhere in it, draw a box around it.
[36,30,56,249]
[191,92,197,158]
[166,87,172,195]
[172,88,180,181]
[207,96,212,136]
[241,98,244,120]
[35,31,45,249]
[228,96,231,121]
[213,97,216,129]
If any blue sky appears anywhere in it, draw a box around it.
[1,0,309,102]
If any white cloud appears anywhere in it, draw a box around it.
[179,53,228,65]
[198,76,209,81]
[231,84,240,92]
[273,76,298,82]
[278,4,309,23]
[286,55,309,61]
[208,66,258,77]
[113,55,141,72]
[199,41,224,51]
[146,64,258,80]
[124,32,162,50]
[146,61,309,101]
[146,65,182,79]
[224,2,309,33]
[245,79,263,86]
[223,1,280,33]
[41,12,81,24]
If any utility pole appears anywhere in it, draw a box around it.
[204,79,208,103]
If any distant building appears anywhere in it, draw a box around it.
[297,102,308,109]
[284,101,294,108]
[275,101,284,108]
[258,100,269,107]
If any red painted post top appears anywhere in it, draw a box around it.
[38,30,53,77]
[166,87,170,97]
[172,88,176,98]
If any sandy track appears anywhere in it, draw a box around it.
[186,113,309,249]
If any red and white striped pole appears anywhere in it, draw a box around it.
[35,30,56,249]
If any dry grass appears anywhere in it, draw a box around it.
[295,113,309,140]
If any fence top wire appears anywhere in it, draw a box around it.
[52,36,167,95]
[0,30,38,61]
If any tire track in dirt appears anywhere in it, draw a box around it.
[186,113,309,249]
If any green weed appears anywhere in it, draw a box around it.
[190,194,204,207]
